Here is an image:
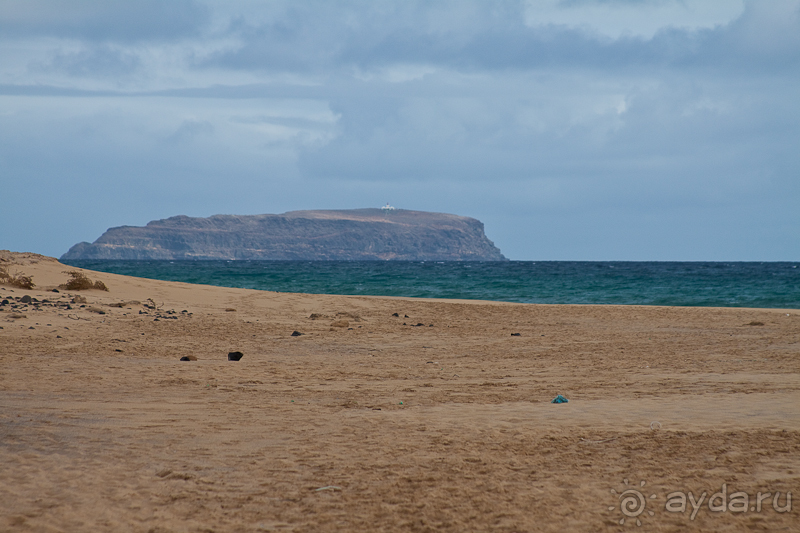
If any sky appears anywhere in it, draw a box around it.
[1,0,798,261]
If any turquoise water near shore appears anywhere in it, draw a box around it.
[61,260,800,309]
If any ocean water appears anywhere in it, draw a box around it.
[61,260,800,309]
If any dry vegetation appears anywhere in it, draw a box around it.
[0,264,35,289]
[59,270,108,291]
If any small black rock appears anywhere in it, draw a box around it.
[51,289,59,293]
[511,333,521,336]
[391,312,399,317]
[228,351,244,361]
[20,295,32,303]
[291,331,304,336]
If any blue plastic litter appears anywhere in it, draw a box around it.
[551,394,569,404]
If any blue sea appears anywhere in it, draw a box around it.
[60,260,800,309]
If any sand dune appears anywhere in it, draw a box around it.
[1,252,798,531]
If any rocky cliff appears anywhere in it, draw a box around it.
[60,209,506,261]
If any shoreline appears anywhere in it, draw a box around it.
[58,254,800,310]
[7,251,800,313]
[2,252,798,531]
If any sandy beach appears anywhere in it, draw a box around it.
[1,251,798,532]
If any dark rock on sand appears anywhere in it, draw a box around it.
[20,295,32,303]
[180,355,198,361]
[291,331,304,336]
[511,333,521,336]
[228,351,244,361]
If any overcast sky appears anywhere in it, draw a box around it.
[1,0,798,260]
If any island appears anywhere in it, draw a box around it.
[60,209,506,261]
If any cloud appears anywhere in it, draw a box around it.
[526,0,745,39]
[36,45,142,78]
[0,0,210,42]
[0,0,798,260]
[194,0,796,78]
[4,0,798,90]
